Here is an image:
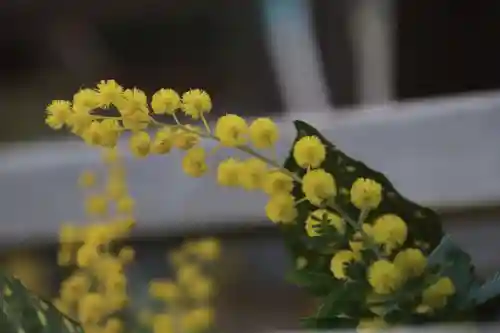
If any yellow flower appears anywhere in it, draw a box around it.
[151,128,174,154]
[129,131,151,158]
[265,193,297,224]
[84,194,108,217]
[117,246,135,263]
[302,169,337,206]
[60,274,91,302]
[189,238,221,261]
[152,314,174,333]
[103,318,123,333]
[78,170,97,189]
[349,224,374,253]
[151,89,181,115]
[99,119,122,148]
[187,277,214,301]
[372,214,408,254]
[116,196,135,214]
[96,80,124,107]
[73,88,100,112]
[78,293,106,324]
[67,109,93,135]
[177,263,201,286]
[393,248,427,279]
[182,147,208,177]
[45,100,72,129]
[263,171,294,196]
[173,126,200,150]
[76,245,100,268]
[217,158,242,186]
[239,158,268,190]
[249,117,279,148]
[180,307,214,333]
[330,250,359,280]
[149,280,180,301]
[181,89,212,119]
[350,178,383,211]
[106,176,128,199]
[121,88,148,114]
[305,209,345,237]
[215,114,248,146]
[367,260,403,294]
[420,277,455,310]
[59,224,80,244]
[357,317,388,333]
[121,110,150,131]
[293,135,326,168]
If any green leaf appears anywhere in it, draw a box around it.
[283,120,445,252]
[285,269,338,297]
[427,235,477,310]
[470,271,500,305]
[0,271,84,333]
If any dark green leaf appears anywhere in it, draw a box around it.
[283,120,444,251]
[470,271,500,305]
[0,271,84,333]
[285,269,338,297]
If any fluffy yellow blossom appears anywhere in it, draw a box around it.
[217,158,241,186]
[149,280,180,301]
[103,318,123,333]
[76,245,100,268]
[293,135,326,169]
[215,114,248,146]
[173,126,200,150]
[129,131,151,158]
[67,109,93,135]
[177,264,202,286]
[117,246,135,263]
[180,307,214,333]
[181,89,212,119]
[84,194,108,217]
[152,314,174,333]
[239,158,268,190]
[151,128,174,154]
[78,293,106,324]
[330,250,359,280]
[106,177,128,199]
[78,170,97,189]
[265,193,297,224]
[349,224,374,253]
[372,214,408,253]
[350,178,383,211]
[116,196,135,214]
[187,277,214,301]
[182,146,208,177]
[151,89,181,115]
[302,169,337,206]
[121,88,148,114]
[249,117,279,148]
[393,248,427,279]
[188,238,221,261]
[305,209,345,237]
[60,274,91,302]
[96,80,124,107]
[121,110,150,131]
[367,260,403,294]
[73,89,100,112]
[420,277,455,310]
[45,100,72,129]
[263,171,294,196]
[357,317,388,333]
[59,224,80,244]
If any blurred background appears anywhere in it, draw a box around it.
[1,0,500,332]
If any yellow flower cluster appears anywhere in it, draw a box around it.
[46,82,456,331]
[53,149,136,333]
[142,238,221,333]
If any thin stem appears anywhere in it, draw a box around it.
[200,114,212,134]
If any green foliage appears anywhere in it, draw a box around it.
[280,120,485,328]
[0,271,84,333]
[470,271,500,306]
